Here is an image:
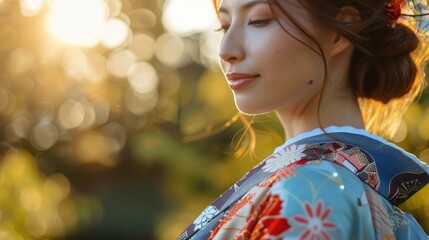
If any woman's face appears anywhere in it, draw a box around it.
[217,0,330,115]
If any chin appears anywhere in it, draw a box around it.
[235,103,271,116]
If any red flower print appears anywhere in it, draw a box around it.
[235,194,291,239]
[293,201,336,240]
[261,194,283,216]
[258,217,290,236]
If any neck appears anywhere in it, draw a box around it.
[277,94,364,139]
[276,50,365,139]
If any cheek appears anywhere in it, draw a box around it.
[277,40,324,74]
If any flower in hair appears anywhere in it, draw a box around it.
[386,0,405,24]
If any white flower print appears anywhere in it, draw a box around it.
[193,205,219,231]
[263,144,306,173]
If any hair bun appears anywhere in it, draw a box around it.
[350,23,419,103]
[373,24,419,58]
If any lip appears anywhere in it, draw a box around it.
[226,72,260,91]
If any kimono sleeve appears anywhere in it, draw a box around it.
[234,161,380,239]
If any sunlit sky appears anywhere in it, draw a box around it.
[46,0,117,47]
[39,0,217,47]
[162,0,218,35]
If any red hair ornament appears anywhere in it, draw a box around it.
[386,0,405,25]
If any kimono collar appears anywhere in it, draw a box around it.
[287,128,429,206]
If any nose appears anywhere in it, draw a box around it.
[218,28,244,64]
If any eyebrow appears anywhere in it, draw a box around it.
[218,0,268,14]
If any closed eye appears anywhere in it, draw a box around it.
[214,18,271,33]
[248,19,272,27]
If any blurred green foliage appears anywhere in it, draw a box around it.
[0,0,428,239]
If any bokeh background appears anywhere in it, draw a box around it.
[0,0,429,239]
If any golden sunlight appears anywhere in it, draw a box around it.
[46,0,108,47]
[162,0,217,35]
[20,0,45,17]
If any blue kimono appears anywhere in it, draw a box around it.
[178,126,429,239]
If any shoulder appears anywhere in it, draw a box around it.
[269,160,366,202]
[260,160,369,222]
[255,161,378,239]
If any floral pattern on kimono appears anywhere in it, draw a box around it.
[178,127,429,240]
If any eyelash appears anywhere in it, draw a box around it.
[249,19,271,27]
[214,26,227,33]
[214,19,272,33]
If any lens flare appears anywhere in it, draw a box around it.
[46,0,108,47]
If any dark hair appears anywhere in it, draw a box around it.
[270,0,419,104]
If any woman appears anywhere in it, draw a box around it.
[179,0,429,239]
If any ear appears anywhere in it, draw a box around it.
[329,6,360,57]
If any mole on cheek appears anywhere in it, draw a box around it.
[308,80,314,85]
